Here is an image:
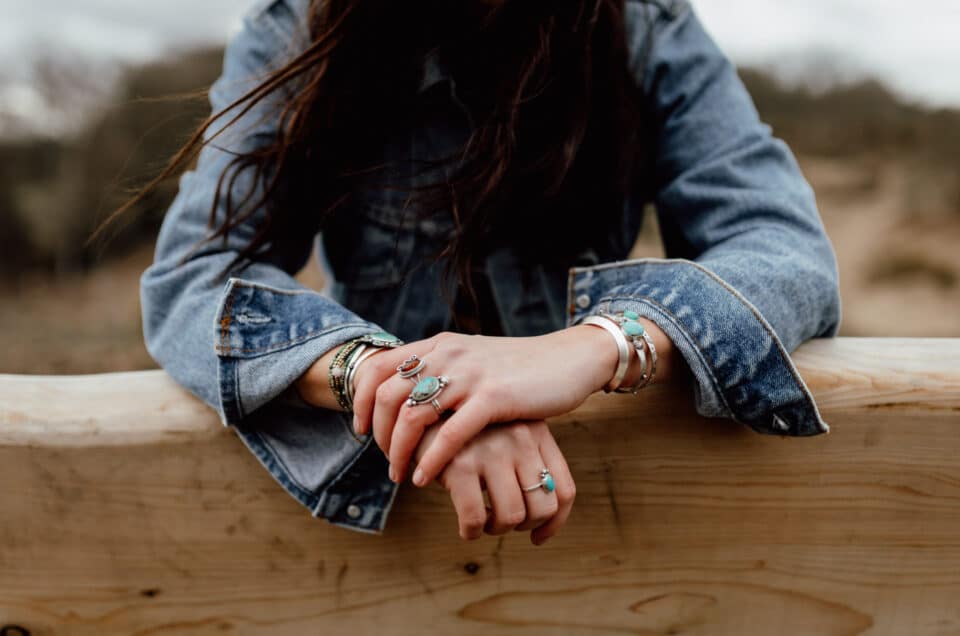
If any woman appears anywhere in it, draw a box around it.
[137,0,840,545]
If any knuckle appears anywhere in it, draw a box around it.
[461,511,487,532]
[397,406,424,428]
[363,355,390,381]
[501,509,527,527]
[437,424,463,449]
[478,382,509,405]
[484,434,511,455]
[539,499,560,518]
[434,331,456,344]
[374,382,393,402]
[366,355,387,375]
[448,452,478,475]
[558,485,576,505]
[509,426,537,451]
[508,422,533,441]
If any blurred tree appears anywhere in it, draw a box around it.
[0,47,224,276]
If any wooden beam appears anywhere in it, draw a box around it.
[1,338,958,635]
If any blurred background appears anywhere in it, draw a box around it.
[1,0,958,374]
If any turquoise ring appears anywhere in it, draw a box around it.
[406,374,449,415]
[522,468,556,494]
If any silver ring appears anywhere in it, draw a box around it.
[406,375,450,408]
[397,354,427,385]
[522,468,555,493]
[397,354,426,378]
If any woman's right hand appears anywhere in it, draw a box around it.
[413,419,576,546]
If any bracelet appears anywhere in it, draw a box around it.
[581,315,632,393]
[617,331,648,394]
[329,340,365,412]
[328,331,405,413]
[602,311,658,392]
[345,346,384,407]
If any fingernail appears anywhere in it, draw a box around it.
[413,468,425,487]
[388,465,396,483]
[353,415,360,435]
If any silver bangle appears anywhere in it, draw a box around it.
[616,333,648,394]
[345,345,382,407]
[637,330,658,389]
[581,315,631,393]
[341,344,367,409]
[603,311,659,392]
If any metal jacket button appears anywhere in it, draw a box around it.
[346,504,363,519]
[576,294,592,309]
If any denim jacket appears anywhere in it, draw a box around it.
[141,0,841,534]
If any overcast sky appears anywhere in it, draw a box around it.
[1,0,958,107]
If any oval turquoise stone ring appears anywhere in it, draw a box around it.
[405,374,449,408]
[411,376,440,401]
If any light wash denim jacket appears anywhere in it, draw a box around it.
[141,0,841,534]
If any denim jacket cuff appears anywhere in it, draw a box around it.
[230,388,400,534]
[567,258,830,437]
[213,276,400,534]
[213,277,387,426]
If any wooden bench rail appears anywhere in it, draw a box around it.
[2,338,958,448]
[1,337,959,635]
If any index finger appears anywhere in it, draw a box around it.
[352,339,437,435]
[412,399,490,487]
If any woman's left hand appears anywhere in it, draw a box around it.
[351,326,618,486]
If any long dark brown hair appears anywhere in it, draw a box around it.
[106,0,647,306]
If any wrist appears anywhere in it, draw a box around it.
[565,314,683,393]
[564,324,625,393]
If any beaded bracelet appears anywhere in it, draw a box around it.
[329,340,365,412]
[602,311,658,393]
[328,331,405,412]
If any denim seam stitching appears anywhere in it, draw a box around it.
[227,278,320,296]
[375,480,402,533]
[681,259,826,427]
[216,322,373,356]
[598,294,734,420]
[232,356,245,421]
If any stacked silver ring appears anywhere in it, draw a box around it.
[396,355,449,415]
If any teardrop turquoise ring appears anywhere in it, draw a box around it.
[521,468,556,494]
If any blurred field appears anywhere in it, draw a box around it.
[1,51,958,374]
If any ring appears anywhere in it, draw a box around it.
[406,375,450,408]
[522,468,555,493]
[397,355,427,385]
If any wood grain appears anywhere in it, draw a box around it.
[1,338,959,635]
